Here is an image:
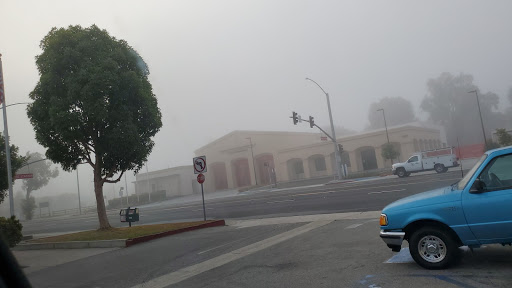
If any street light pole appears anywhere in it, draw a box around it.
[246,137,258,186]
[0,54,15,216]
[468,90,488,148]
[377,109,390,144]
[306,78,342,180]
[377,108,393,165]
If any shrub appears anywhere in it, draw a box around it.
[0,216,23,247]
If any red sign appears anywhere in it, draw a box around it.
[15,174,33,179]
[321,136,328,141]
[197,173,205,184]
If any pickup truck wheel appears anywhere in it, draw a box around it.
[435,164,445,173]
[409,226,459,269]
[405,172,411,177]
[397,168,406,178]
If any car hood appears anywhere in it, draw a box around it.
[391,163,404,168]
[383,186,460,212]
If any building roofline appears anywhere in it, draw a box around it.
[136,165,192,177]
[194,130,319,153]
[277,124,440,153]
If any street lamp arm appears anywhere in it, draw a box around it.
[19,158,47,169]
[305,78,328,95]
[2,102,31,109]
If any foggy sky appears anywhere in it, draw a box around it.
[1,0,512,212]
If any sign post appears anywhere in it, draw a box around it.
[197,173,206,221]
[194,156,207,221]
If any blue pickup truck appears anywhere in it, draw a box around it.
[380,146,512,269]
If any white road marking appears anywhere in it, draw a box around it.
[368,189,406,194]
[294,191,335,197]
[226,211,381,228]
[345,223,363,229]
[130,220,332,288]
[161,205,200,211]
[192,208,214,212]
[266,199,295,204]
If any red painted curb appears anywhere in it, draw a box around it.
[125,220,226,247]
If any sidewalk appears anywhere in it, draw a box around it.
[13,248,120,274]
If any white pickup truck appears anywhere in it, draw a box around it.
[392,148,459,178]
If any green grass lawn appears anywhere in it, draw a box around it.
[31,221,214,243]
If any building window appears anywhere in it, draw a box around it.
[294,161,304,174]
[315,157,326,171]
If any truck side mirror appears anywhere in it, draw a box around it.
[470,179,485,193]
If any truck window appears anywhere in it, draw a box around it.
[477,154,512,191]
[457,154,487,190]
[408,156,418,163]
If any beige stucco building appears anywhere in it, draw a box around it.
[195,125,443,193]
[134,166,201,198]
[134,124,443,196]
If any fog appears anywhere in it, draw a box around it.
[1,0,512,215]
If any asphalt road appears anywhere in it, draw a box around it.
[22,171,464,235]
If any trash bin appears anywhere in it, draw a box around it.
[120,207,139,227]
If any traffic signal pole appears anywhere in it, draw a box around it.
[295,115,343,179]
[305,78,343,180]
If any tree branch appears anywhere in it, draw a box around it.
[77,142,94,167]
[103,171,124,184]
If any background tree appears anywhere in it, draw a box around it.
[367,97,415,130]
[421,72,508,146]
[381,143,400,165]
[19,152,59,220]
[27,25,162,229]
[0,133,28,204]
[495,129,512,147]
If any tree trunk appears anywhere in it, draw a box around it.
[24,189,32,220]
[94,172,111,230]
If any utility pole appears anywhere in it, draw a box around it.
[377,108,393,164]
[124,173,129,206]
[146,163,151,202]
[76,168,81,215]
[306,78,342,180]
[468,90,488,148]
[0,54,14,216]
[246,137,258,185]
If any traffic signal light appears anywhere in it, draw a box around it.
[292,111,298,125]
[338,144,344,154]
[309,116,314,128]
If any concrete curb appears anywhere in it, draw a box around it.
[13,239,126,250]
[14,220,226,250]
[125,220,226,247]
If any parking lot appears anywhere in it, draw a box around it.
[22,212,512,288]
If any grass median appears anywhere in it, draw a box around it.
[31,221,215,243]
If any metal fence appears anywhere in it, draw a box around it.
[33,205,97,219]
